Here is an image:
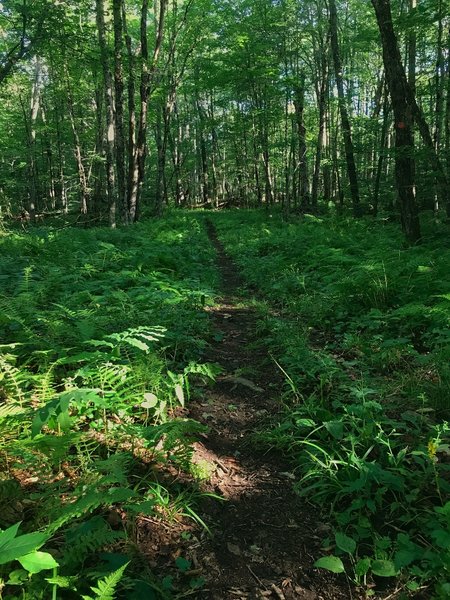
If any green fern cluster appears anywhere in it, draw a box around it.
[0,214,220,599]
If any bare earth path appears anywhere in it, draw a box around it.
[139,221,352,599]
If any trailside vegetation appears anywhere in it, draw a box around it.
[0,213,219,598]
[212,209,450,598]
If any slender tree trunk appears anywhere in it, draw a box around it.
[54,98,67,213]
[92,84,105,216]
[312,41,329,206]
[96,0,117,227]
[168,102,184,206]
[372,89,390,216]
[433,0,445,153]
[293,72,310,207]
[27,57,43,220]
[445,28,450,208]
[209,95,219,208]
[129,0,168,221]
[66,75,89,215]
[433,0,445,212]
[195,97,209,205]
[122,1,137,219]
[113,0,127,222]
[155,102,167,213]
[407,0,417,208]
[40,103,56,210]
[329,0,361,216]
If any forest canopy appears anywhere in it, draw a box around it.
[0,0,449,241]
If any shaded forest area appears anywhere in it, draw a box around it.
[0,0,450,599]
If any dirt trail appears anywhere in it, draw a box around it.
[179,221,350,599]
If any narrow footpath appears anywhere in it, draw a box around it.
[183,221,351,599]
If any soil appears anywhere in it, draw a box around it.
[138,221,359,599]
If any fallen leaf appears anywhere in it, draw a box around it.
[227,542,242,556]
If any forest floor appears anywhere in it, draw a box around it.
[142,221,353,599]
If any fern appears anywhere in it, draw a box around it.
[142,419,208,470]
[92,453,133,484]
[35,362,58,403]
[75,362,143,407]
[82,561,129,600]
[89,326,166,355]
[63,517,125,567]
[0,353,28,403]
[46,486,120,535]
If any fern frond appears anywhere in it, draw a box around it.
[35,362,57,403]
[0,353,28,403]
[47,483,137,534]
[0,403,25,419]
[63,518,125,567]
[82,561,129,600]
[90,326,166,355]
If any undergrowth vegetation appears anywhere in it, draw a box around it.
[0,214,218,599]
[212,209,450,598]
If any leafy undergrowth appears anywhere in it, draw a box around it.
[0,214,219,598]
[212,209,450,598]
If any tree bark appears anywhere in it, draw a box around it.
[96,0,117,227]
[293,72,310,207]
[329,0,361,216]
[66,73,89,215]
[312,37,329,206]
[129,0,168,222]
[371,0,421,243]
[113,0,127,222]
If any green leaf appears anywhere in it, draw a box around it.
[371,560,397,577]
[0,530,48,564]
[83,561,129,600]
[335,532,356,555]
[314,555,345,573]
[18,551,59,574]
[295,418,316,427]
[430,528,450,549]
[355,558,371,577]
[175,556,191,572]
[45,575,76,589]
[394,549,417,568]
[6,569,28,585]
[324,420,344,440]
[0,522,21,549]
[175,384,184,407]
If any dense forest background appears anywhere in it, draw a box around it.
[0,0,449,241]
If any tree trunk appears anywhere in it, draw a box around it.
[96,0,117,227]
[113,0,127,222]
[371,0,421,243]
[372,89,390,216]
[329,0,361,216]
[293,72,310,207]
[129,0,168,222]
[23,57,43,220]
[312,39,329,206]
[407,0,417,209]
[66,74,89,215]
